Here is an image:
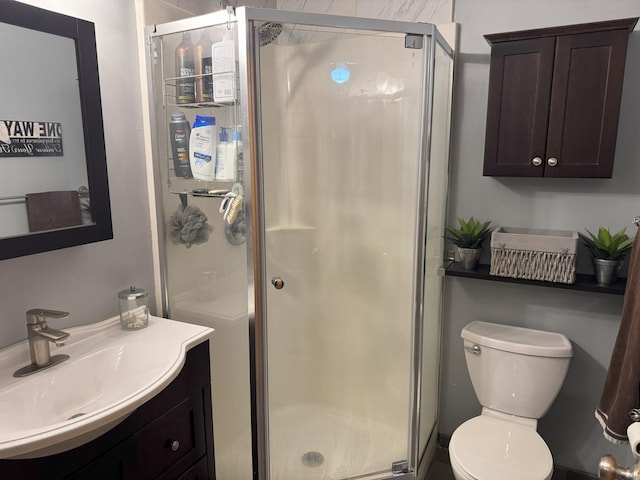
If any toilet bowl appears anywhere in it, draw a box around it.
[449,321,572,480]
[449,414,553,480]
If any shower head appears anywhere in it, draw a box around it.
[259,22,283,46]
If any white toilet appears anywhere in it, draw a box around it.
[449,321,573,480]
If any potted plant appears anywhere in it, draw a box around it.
[579,226,634,285]
[445,217,493,270]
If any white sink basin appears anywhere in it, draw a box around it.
[0,315,213,459]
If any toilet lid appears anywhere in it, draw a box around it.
[449,416,553,480]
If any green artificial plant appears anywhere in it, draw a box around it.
[579,226,634,261]
[445,217,493,249]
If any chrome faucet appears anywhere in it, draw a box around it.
[13,309,71,377]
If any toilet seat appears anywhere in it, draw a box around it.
[449,415,553,480]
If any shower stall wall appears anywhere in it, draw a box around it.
[148,8,453,480]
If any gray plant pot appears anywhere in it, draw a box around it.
[458,247,482,270]
[593,258,621,285]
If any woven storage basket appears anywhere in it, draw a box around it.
[490,227,578,284]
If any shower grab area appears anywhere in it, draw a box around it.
[147,7,453,480]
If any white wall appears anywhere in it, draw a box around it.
[278,0,452,23]
[441,0,640,473]
[0,1,154,348]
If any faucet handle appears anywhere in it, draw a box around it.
[26,309,69,324]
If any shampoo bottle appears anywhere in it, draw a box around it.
[212,33,236,103]
[194,29,213,103]
[175,32,195,104]
[189,115,216,181]
[215,127,232,180]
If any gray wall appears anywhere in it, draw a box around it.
[441,0,640,474]
[0,0,154,348]
[2,0,636,475]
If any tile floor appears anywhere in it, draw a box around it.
[425,446,455,480]
[425,458,455,479]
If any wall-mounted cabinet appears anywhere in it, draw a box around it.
[482,18,638,178]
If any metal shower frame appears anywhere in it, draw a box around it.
[148,7,454,480]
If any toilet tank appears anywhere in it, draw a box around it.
[462,321,573,419]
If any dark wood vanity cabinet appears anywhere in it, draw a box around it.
[482,18,637,178]
[0,341,215,480]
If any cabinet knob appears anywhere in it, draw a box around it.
[169,440,180,452]
[271,277,284,290]
[531,157,542,167]
[547,157,558,167]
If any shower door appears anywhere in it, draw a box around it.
[248,15,432,480]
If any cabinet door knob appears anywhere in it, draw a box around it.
[169,440,180,452]
[531,157,542,167]
[271,277,284,289]
[547,157,558,167]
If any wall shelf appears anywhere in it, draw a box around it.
[444,262,627,295]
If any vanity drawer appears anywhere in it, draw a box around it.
[177,456,209,480]
[132,394,207,480]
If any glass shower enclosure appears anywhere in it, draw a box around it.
[147,7,453,480]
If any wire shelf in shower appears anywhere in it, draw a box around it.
[163,71,238,108]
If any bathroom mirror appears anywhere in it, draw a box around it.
[0,0,112,260]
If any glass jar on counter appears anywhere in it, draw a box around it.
[118,285,149,330]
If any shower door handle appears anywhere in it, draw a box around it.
[271,277,285,289]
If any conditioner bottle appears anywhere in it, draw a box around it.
[214,127,230,180]
[215,127,237,181]
[212,32,236,103]
[225,127,241,181]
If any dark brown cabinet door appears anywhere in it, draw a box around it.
[483,18,636,178]
[545,29,629,177]
[483,37,555,177]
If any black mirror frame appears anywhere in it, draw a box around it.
[0,0,112,261]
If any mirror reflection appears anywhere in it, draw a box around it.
[0,22,90,238]
[0,0,112,261]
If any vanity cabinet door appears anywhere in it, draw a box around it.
[67,394,207,480]
[177,457,210,480]
[66,444,133,480]
[132,394,207,480]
